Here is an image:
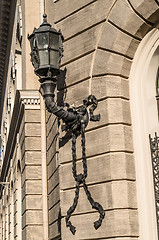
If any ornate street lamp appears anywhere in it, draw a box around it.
[28,14,63,78]
[28,14,105,234]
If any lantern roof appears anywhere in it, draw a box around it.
[28,14,60,40]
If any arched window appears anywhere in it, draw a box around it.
[130,28,159,240]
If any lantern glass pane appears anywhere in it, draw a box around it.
[36,32,49,49]
[50,50,59,68]
[29,36,37,51]
[39,50,49,65]
[50,33,59,50]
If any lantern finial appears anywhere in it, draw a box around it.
[43,14,47,22]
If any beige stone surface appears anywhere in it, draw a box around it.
[47,131,58,152]
[47,136,58,161]
[53,0,98,23]
[25,151,42,165]
[21,0,41,90]
[60,153,135,190]
[22,210,43,228]
[61,181,137,216]
[87,98,131,130]
[48,185,60,210]
[46,114,57,137]
[22,165,42,186]
[129,0,159,23]
[108,0,150,39]
[60,125,133,163]
[25,123,41,136]
[48,168,59,195]
[22,195,43,211]
[62,24,102,65]
[22,180,42,198]
[98,22,140,58]
[22,225,43,240]
[49,202,61,224]
[60,53,93,87]
[91,76,130,100]
[49,221,60,240]
[92,49,132,78]
[63,79,89,107]
[61,209,138,239]
[25,136,41,151]
[47,154,58,179]
[25,109,41,123]
[56,0,116,40]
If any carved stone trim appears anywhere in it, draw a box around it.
[20,90,40,109]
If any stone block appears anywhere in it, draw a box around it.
[46,114,57,138]
[49,202,61,224]
[59,125,133,163]
[87,99,109,130]
[49,221,60,240]
[21,151,42,173]
[129,0,159,23]
[25,151,42,165]
[61,181,137,216]
[25,109,41,123]
[62,24,102,65]
[92,76,129,100]
[92,49,132,78]
[87,98,131,130]
[48,168,59,195]
[25,123,41,136]
[98,22,140,58]
[48,184,60,210]
[47,136,58,162]
[47,127,58,152]
[25,137,41,151]
[22,225,43,240]
[60,53,93,87]
[22,210,43,228]
[53,0,97,23]
[61,209,138,239]
[60,152,135,190]
[22,180,42,199]
[107,98,131,124]
[46,110,51,124]
[63,79,89,107]
[56,0,116,40]
[22,195,43,213]
[108,0,150,39]
[47,154,58,180]
[22,165,42,186]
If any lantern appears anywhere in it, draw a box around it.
[28,14,63,78]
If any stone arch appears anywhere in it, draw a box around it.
[129,27,159,240]
[89,1,159,239]
[90,0,159,83]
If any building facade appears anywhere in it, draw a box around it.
[0,0,159,239]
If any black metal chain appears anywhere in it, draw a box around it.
[65,119,105,234]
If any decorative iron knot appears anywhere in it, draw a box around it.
[63,95,105,235]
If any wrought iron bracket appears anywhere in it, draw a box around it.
[40,79,105,234]
[149,133,159,235]
[62,95,105,234]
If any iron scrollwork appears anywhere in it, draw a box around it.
[149,133,159,235]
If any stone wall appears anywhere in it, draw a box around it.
[0,91,44,240]
[46,0,159,239]
[20,94,43,240]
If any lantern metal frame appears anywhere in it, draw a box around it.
[28,14,64,79]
